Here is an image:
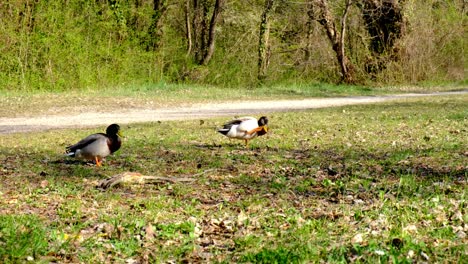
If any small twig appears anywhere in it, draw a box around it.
[188,168,218,178]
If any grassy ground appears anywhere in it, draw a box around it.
[0,95,467,263]
[0,83,465,117]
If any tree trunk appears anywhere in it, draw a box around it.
[257,0,275,81]
[201,0,225,65]
[147,0,169,50]
[313,0,355,84]
[192,0,209,63]
[305,2,315,64]
[191,0,224,65]
[185,0,193,56]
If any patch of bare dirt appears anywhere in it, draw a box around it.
[0,91,466,134]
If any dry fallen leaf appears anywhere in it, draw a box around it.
[351,233,364,244]
[237,211,248,227]
[403,224,418,234]
[144,224,155,241]
[456,230,466,239]
[40,180,49,188]
[420,251,430,261]
[125,258,139,264]
[374,250,385,256]
[194,223,202,238]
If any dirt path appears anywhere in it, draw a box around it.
[0,91,466,134]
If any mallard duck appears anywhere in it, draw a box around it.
[217,116,268,147]
[66,124,122,166]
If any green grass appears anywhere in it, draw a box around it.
[0,215,49,262]
[0,95,467,263]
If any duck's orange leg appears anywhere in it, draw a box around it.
[95,157,102,167]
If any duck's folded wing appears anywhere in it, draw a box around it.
[237,119,258,132]
[66,133,105,152]
[223,117,256,128]
[218,119,238,130]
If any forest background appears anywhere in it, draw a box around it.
[0,0,466,91]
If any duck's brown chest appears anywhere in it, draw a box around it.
[107,137,122,154]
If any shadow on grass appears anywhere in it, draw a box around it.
[198,144,467,205]
[0,148,112,187]
[1,141,465,196]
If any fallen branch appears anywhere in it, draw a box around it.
[97,169,217,190]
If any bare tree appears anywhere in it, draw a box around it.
[257,0,275,81]
[312,0,355,83]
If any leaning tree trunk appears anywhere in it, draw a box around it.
[313,0,355,84]
[257,0,275,81]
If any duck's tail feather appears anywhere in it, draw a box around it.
[218,123,234,135]
[217,128,230,135]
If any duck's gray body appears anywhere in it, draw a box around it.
[66,124,122,166]
[66,133,113,160]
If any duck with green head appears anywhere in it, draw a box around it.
[66,124,122,166]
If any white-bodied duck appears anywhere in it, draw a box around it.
[217,116,268,147]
